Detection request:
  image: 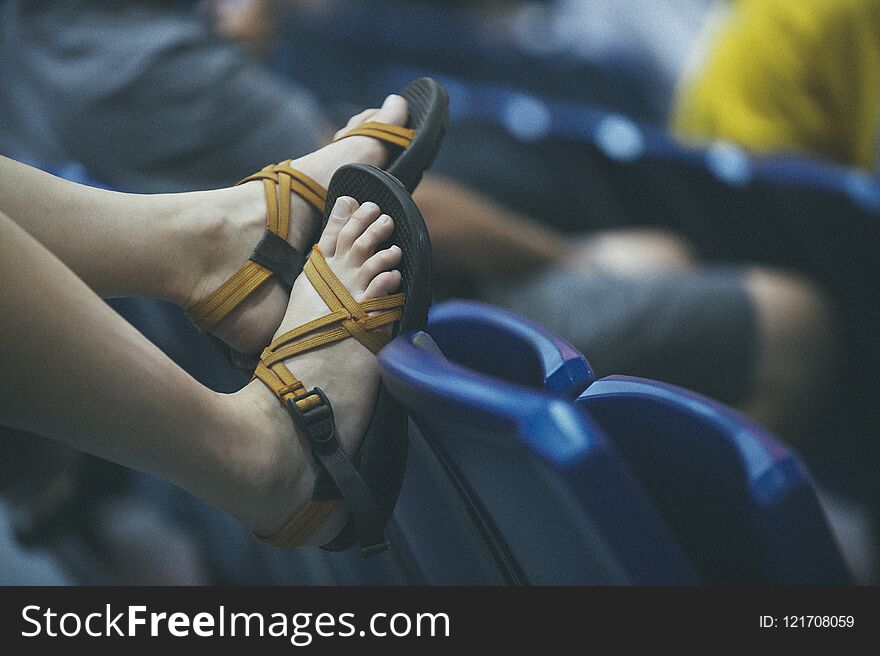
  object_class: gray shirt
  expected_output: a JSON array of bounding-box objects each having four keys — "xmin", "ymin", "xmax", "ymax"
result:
[{"xmin": 0, "ymin": 0, "xmax": 327, "ymax": 192}]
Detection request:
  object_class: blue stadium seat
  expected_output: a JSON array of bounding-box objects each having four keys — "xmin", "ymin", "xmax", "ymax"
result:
[
  {"xmin": 380, "ymin": 301, "xmax": 700, "ymax": 584},
  {"xmin": 393, "ymin": 73, "xmax": 878, "ymax": 505},
  {"xmin": 576, "ymin": 376, "xmax": 852, "ymax": 584}
]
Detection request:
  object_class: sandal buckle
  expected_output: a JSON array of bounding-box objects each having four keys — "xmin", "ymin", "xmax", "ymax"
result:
[{"xmin": 286, "ymin": 387, "xmax": 337, "ymax": 456}]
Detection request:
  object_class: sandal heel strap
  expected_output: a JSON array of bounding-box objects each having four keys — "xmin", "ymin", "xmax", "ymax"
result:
[
  {"xmin": 187, "ymin": 163, "xmax": 327, "ymax": 332},
  {"xmin": 285, "ymin": 387, "xmax": 388, "ymax": 556},
  {"xmin": 187, "ymin": 260, "xmax": 273, "ymax": 332},
  {"xmin": 253, "ymin": 499, "xmax": 336, "ymax": 549}
]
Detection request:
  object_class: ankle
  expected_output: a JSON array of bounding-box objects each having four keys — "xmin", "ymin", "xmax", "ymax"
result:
[
  {"xmin": 168, "ymin": 183, "xmax": 266, "ymax": 309},
  {"xmin": 224, "ymin": 381, "xmax": 313, "ymax": 536}
]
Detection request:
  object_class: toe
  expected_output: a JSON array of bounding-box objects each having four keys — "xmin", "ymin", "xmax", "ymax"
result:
[
  {"xmin": 361, "ymin": 244, "xmax": 401, "ymax": 282},
  {"xmin": 337, "ymin": 201, "xmax": 382, "ymax": 252},
  {"xmin": 351, "ymin": 215, "xmax": 395, "ymax": 263},
  {"xmin": 318, "ymin": 197, "xmax": 356, "ymax": 256},
  {"xmin": 334, "ymin": 108, "xmax": 379, "ymax": 140},
  {"xmin": 369, "ymin": 94, "xmax": 408, "ymax": 127},
  {"xmin": 363, "ymin": 270, "xmax": 402, "ymax": 300}
]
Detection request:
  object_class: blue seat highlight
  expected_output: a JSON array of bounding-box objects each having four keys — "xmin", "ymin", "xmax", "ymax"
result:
[
  {"xmin": 380, "ymin": 301, "xmax": 699, "ymax": 584},
  {"xmin": 577, "ymin": 376, "xmax": 852, "ymax": 584}
]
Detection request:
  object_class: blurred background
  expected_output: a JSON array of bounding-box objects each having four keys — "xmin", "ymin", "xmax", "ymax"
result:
[{"xmin": 1, "ymin": 0, "xmax": 878, "ymax": 584}]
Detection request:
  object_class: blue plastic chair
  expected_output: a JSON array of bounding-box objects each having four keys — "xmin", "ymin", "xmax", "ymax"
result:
[
  {"xmin": 577, "ymin": 376, "xmax": 851, "ymax": 584},
  {"xmin": 380, "ymin": 301, "xmax": 700, "ymax": 584},
  {"xmin": 404, "ymin": 75, "xmax": 879, "ymax": 491}
]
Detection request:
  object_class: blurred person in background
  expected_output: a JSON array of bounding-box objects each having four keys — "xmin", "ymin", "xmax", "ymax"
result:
[
  {"xmin": 673, "ymin": 0, "xmax": 880, "ymax": 170},
  {"xmin": 251, "ymin": 0, "xmax": 840, "ymax": 446},
  {"xmin": 507, "ymin": 0, "xmax": 716, "ymax": 115},
  {"xmin": 0, "ymin": 0, "xmax": 327, "ymax": 192}
]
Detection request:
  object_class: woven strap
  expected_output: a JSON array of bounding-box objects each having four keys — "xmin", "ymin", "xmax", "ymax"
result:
[
  {"xmin": 333, "ymin": 121, "xmax": 417, "ymax": 149},
  {"xmin": 253, "ymin": 499, "xmax": 337, "ymax": 549},
  {"xmin": 186, "ymin": 162, "xmax": 327, "ymax": 332},
  {"xmin": 252, "ymin": 245, "xmax": 404, "ymax": 549}
]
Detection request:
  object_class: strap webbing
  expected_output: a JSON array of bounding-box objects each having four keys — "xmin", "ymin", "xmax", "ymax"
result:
[
  {"xmin": 187, "ymin": 260, "xmax": 273, "ymax": 333},
  {"xmin": 333, "ymin": 121, "xmax": 417, "ymax": 149},
  {"xmin": 249, "ymin": 231, "xmax": 306, "ymax": 289},
  {"xmin": 187, "ymin": 162, "xmax": 327, "ymax": 332},
  {"xmin": 253, "ymin": 499, "xmax": 337, "ymax": 549},
  {"xmin": 253, "ymin": 245, "xmax": 403, "ymax": 398}
]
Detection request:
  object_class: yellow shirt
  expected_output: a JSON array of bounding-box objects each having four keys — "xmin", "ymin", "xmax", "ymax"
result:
[{"xmin": 673, "ymin": 0, "xmax": 880, "ymax": 170}]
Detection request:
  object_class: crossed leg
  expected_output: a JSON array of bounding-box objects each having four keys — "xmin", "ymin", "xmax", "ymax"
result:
[{"xmin": 0, "ymin": 191, "xmax": 400, "ymax": 545}]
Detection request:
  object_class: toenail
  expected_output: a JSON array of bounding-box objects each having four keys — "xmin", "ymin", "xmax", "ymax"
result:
[
  {"xmin": 379, "ymin": 215, "xmax": 391, "ymax": 225},
  {"xmin": 360, "ymin": 202, "xmax": 379, "ymax": 212},
  {"xmin": 333, "ymin": 197, "xmax": 354, "ymax": 215}
]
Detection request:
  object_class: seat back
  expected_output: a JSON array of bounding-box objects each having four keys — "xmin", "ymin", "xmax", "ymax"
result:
[
  {"xmin": 577, "ymin": 376, "xmax": 851, "ymax": 584},
  {"xmin": 381, "ymin": 301, "xmax": 699, "ymax": 584}
]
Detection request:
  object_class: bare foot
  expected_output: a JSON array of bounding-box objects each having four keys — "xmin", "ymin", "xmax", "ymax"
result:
[
  {"xmin": 186, "ymin": 94, "xmax": 408, "ymax": 355},
  {"xmin": 232, "ymin": 196, "xmax": 402, "ymax": 545}
]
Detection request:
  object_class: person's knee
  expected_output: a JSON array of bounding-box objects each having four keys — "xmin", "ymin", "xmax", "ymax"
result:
[
  {"xmin": 743, "ymin": 267, "xmax": 838, "ymax": 437},
  {"xmin": 582, "ymin": 229, "xmax": 697, "ymax": 274},
  {"xmin": 747, "ymin": 268, "xmax": 837, "ymax": 363}
]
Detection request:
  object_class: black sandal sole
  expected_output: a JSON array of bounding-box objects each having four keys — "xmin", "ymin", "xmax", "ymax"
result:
[
  {"xmin": 318, "ymin": 163, "xmax": 432, "ymax": 555},
  {"xmin": 388, "ymin": 77, "xmax": 449, "ymax": 193}
]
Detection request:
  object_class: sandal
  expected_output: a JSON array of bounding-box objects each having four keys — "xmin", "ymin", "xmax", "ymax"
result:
[
  {"xmin": 252, "ymin": 163, "xmax": 432, "ymax": 556},
  {"xmin": 187, "ymin": 78, "xmax": 446, "ymax": 372},
  {"xmin": 334, "ymin": 77, "xmax": 449, "ymax": 192},
  {"xmin": 186, "ymin": 162, "xmax": 326, "ymax": 369}
]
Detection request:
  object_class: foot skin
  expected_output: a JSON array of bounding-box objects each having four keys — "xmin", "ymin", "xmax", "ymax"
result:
[
  {"xmin": 187, "ymin": 94, "xmax": 408, "ymax": 355},
  {"xmin": 232, "ymin": 196, "xmax": 402, "ymax": 545}
]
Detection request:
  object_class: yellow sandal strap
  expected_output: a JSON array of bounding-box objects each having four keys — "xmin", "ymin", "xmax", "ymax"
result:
[
  {"xmin": 333, "ymin": 121, "xmax": 417, "ymax": 149},
  {"xmin": 187, "ymin": 260, "xmax": 274, "ymax": 332},
  {"xmin": 303, "ymin": 245, "xmax": 404, "ymax": 353},
  {"xmin": 264, "ymin": 295, "xmax": 402, "ymax": 355},
  {"xmin": 263, "ymin": 310, "xmax": 401, "ymax": 369},
  {"xmin": 256, "ymin": 245, "xmax": 404, "ymax": 378},
  {"xmin": 253, "ymin": 500, "xmax": 337, "ymax": 549},
  {"xmin": 250, "ymin": 361, "xmax": 338, "ymax": 549},
  {"xmin": 237, "ymin": 161, "xmax": 327, "ymax": 235},
  {"xmin": 186, "ymin": 163, "xmax": 327, "ymax": 332},
  {"xmin": 251, "ymin": 358, "xmax": 335, "ymax": 549}
]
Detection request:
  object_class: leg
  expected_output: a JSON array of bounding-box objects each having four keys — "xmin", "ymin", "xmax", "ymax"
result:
[
  {"xmin": 566, "ymin": 228, "xmax": 697, "ymax": 275},
  {"xmin": 415, "ymin": 174, "xmax": 696, "ymax": 281},
  {"xmin": 741, "ymin": 268, "xmax": 838, "ymax": 443},
  {"xmin": 481, "ymin": 266, "xmax": 757, "ymax": 404},
  {"xmin": 0, "ymin": 93, "xmax": 408, "ymax": 353},
  {"xmin": 0, "ymin": 194, "xmax": 401, "ymax": 543},
  {"xmin": 414, "ymin": 174, "xmax": 571, "ymax": 278},
  {"xmin": 0, "ymin": 207, "xmax": 265, "ymax": 522},
  {"xmin": 483, "ymin": 263, "xmax": 837, "ymax": 444}
]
